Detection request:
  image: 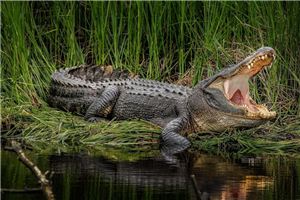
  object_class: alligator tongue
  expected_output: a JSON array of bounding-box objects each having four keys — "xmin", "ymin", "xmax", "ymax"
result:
[
  {"xmin": 230, "ymin": 89, "xmax": 244, "ymax": 104},
  {"xmin": 224, "ymin": 74, "xmax": 250, "ymax": 105}
]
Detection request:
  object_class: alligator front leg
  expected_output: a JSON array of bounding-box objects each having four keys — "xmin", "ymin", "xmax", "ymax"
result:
[
  {"xmin": 160, "ymin": 116, "xmax": 191, "ymax": 156},
  {"xmin": 85, "ymin": 85, "xmax": 120, "ymax": 122}
]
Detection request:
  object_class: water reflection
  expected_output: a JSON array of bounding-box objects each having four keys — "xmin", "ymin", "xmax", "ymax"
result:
[
  {"xmin": 192, "ymin": 155, "xmax": 274, "ymax": 200},
  {"xmin": 1, "ymin": 151, "xmax": 300, "ymax": 200}
]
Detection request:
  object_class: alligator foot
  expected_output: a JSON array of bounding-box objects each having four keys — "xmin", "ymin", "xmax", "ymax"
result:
[
  {"xmin": 160, "ymin": 140, "xmax": 190, "ymax": 165},
  {"xmin": 160, "ymin": 151, "xmax": 179, "ymax": 165},
  {"xmin": 161, "ymin": 132, "xmax": 191, "ymax": 153}
]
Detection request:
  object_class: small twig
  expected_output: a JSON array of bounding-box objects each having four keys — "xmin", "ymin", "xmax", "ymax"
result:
[
  {"xmin": 6, "ymin": 140, "xmax": 55, "ymax": 200},
  {"xmin": 1, "ymin": 187, "xmax": 42, "ymax": 193},
  {"xmin": 191, "ymin": 174, "xmax": 202, "ymax": 200},
  {"xmin": 191, "ymin": 174, "xmax": 210, "ymax": 200}
]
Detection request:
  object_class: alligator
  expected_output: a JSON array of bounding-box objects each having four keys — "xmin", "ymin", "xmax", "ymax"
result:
[{"xmin": 48, "ymin": 47, "xmax": 276, "ymax": 155}]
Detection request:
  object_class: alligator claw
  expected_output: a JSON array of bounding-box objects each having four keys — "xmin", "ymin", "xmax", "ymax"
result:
[
  {"xmin": 161, "ymin": 132, "xmax": 191, "ymax": 151},
  {"xmin": 160, "ymin": 132, "xmax": 191, "ymax": 159},
  {"xmin": 160, "ymin": 150, "xmax": 180, "ymax": 165},
  {"xmin": 160, "ymin": 142, "xmax": 190, "ymax": 156}
]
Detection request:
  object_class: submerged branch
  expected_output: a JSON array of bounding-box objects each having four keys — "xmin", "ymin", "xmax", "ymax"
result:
[
  {"xmin": 6, "ymin": 140, "xmax": 55, "ymax": 200},
  {"xmin": 191, "ymin": 174, "xmax": 210, "ymax": 200}
]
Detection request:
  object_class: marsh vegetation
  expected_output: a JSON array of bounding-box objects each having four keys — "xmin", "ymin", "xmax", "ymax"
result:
[{"xmin": 1, "ymin": 1, "xmax": 300, "ymax": 157}]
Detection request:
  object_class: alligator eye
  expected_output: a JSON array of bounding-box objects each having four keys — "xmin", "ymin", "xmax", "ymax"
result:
[{"xmin": 203, "ymin": 89, "xmax": 221, "ymax": 109}]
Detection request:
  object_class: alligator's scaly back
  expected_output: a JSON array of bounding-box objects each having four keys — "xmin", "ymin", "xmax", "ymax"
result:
[
  {"xmin": 68, "ymin": 64, "xmax": 138, "ymax": 82},
  {"xmin": 51, "ymin": 64, "xmax": 136, "ymax": 88}
]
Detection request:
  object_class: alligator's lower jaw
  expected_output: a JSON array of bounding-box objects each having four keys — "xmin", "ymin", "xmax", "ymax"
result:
[{"xmin": 245, "ymin": 107, "xmax": 276, "ymax": 119}]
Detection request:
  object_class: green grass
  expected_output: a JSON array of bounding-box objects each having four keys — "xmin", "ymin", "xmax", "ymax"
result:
[
  {"xmin": 1, "ymin": 2, "xmax": 300, "ymax": 156},
  {"xmin": 2, "ymin": 99, "xmax": 300, "ymax": 158}
]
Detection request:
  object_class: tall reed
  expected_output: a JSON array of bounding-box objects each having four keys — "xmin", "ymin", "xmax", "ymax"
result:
[{"xmin": 1, "ymin": 1, "xmax": 299, "ymax": 116}]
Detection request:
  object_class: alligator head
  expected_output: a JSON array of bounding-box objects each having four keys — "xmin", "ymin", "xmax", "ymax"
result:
[{"xmin": 188, "ymin": 47, "xmax": 276, "ymax": 132}]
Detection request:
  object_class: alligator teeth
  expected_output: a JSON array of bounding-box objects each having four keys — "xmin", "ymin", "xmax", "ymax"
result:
[
  {"xmin": 269, "ymin": 64, "xmax": 272, "ymax": 69},
  {"xmin": 242, "ymin": 104, "xmax": 248, "ymax": 109},
  {"xmin": 250, "ymin": 63, "xmax": 254, "ymax": 67},
  {"xmin": 247, "ymin": 64, "xmax": 251, "ymax": 69}
]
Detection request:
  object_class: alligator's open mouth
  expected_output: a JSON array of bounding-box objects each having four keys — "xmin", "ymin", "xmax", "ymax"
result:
[{"xmin": 209, "ymin": 47, "xmax": 276, "ymax": 119}]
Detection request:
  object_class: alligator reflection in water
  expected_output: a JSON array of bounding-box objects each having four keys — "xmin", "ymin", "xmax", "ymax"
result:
[
  {"xmin": 2, "ymin": 151, "xmax": 299, "ymax": 200},
  {"xmin": 50, "ymin": 154, "xmax": 189, "ymax": 189},
  {"xmin": 47, "ymin": 153, "xmax": 299, "ymax": 200},
  {"xmin": 50, "ymin": 154, "xmax": 191, "ymax": 199}
]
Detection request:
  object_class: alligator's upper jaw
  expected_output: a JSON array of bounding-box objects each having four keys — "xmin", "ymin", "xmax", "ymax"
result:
[{"xmin": 209, "ymin": 47, "xmax": 277, "ymax": 119}]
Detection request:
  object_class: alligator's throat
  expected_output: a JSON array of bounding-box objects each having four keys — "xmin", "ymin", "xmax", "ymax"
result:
[{"xmin": 224, "ymin": 74, "xmax": 257, "ymax": 111}]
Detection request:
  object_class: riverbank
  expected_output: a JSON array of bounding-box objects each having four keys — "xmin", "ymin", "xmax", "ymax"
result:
[{"xmin": 2, "ymin": 99, "xmax": 299, "ymax": 159}]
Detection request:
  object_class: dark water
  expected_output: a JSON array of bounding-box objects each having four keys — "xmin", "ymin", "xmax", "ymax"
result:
[{"xmin": 1, "ymin": 150, "xmax": 300, "ymax": 200}]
